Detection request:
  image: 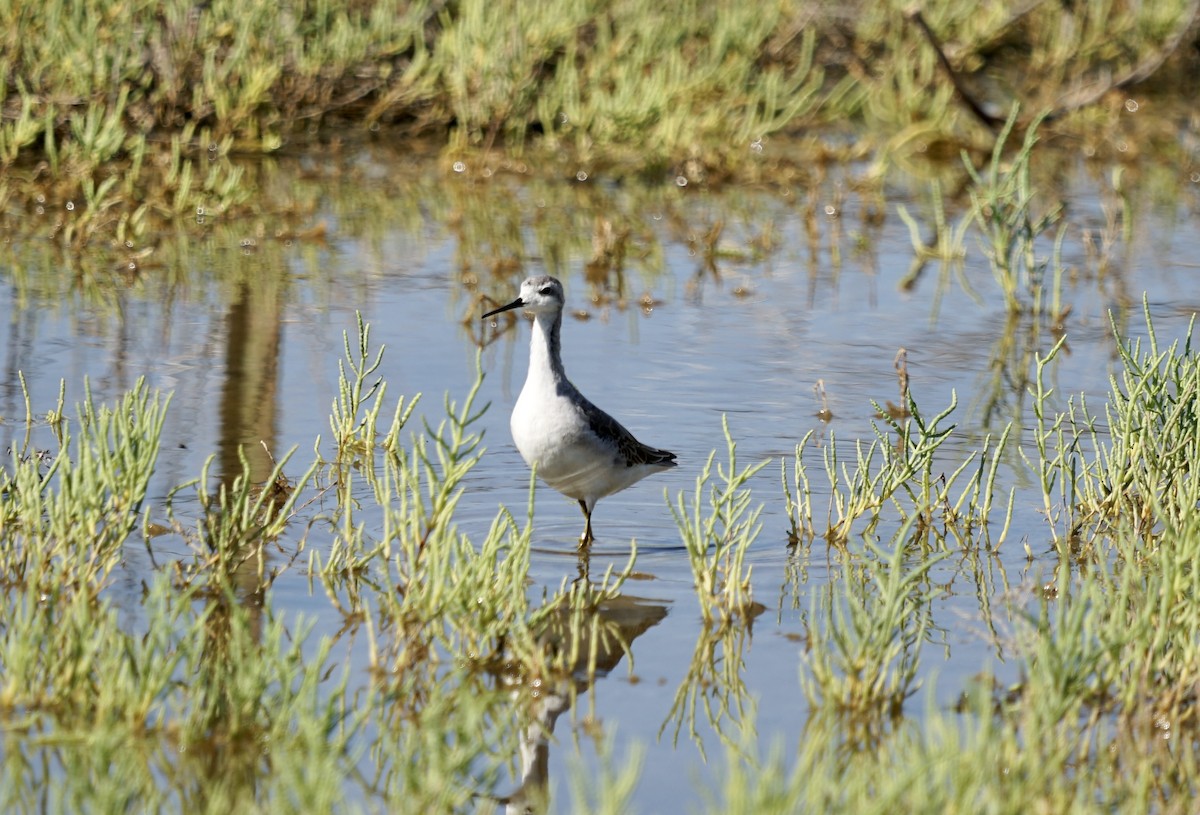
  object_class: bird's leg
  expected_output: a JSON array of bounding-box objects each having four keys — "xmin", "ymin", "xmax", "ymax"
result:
[{"xmin": 577, "ymin": 499, "xmax": 594, "ymax": 547}]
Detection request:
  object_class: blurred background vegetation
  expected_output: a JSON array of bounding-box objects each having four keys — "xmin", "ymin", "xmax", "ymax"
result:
[{"xmin": 2, "ymin": 0, "xmax": 1197, "ymax": 247}]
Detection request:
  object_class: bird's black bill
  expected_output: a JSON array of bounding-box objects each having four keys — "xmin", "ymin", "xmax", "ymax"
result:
[{"xmin": 482, "ymin": 298, "xmax": 525, "ymax": 319}]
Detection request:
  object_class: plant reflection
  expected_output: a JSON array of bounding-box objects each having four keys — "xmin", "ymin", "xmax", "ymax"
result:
[
  {"xmin": 796, "ymin": 542, "xmax": 942, "ymax": 749},
  {"xmin": 660, "ymin": 609, "xmax": 764, "ymax": 760}
]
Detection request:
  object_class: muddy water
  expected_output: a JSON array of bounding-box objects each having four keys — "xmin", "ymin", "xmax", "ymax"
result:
[{"xmin": 2, "ymin": 146, "xmax": 1199, "ymax": 810}]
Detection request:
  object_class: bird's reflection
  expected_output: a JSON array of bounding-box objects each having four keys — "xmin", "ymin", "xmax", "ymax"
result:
[{"xmin": 491, "ymin": 591, "xmax": 668, "ymax": 815}]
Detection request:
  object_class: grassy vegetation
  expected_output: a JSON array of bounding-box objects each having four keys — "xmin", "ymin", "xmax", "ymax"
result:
[
  {"xmin": 3, "ymin": 290, "xmax": 1200, "ymax": 809},
  {"xmin": 1, "ymin": 0, "xmax": 1197, "ymax": 247}
]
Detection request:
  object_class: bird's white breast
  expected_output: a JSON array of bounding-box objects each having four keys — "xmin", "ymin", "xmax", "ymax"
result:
[
  {"xmin": 512, "ymin": 376, "xmax": 587, "ymax": 484},
  {"xmin": 508, "ymin": 307, "xmax": 667, "ymax": 507},
  {"xmin": 510, "ymin": 374, "xmax": 637, "ymax": 503}
]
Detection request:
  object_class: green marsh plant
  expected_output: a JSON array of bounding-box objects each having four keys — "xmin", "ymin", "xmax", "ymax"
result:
[
  {"xmin": 1025, "ymin": 299, "xmax": 1200, "ymax": 550},
  {"xmin": 670, "ymin": 416, "xmax": 768, "ymax": 622},
  {"xmin": 727, "ymin": 301, "xmax": 1200, "ymax": 811},
  {"xmin": 164, "ymin": 445, "xmax": 318, "ymax": 586},
  {"xmin": 784, "ymin": 390, "xmax": 1013, "ymax": 548},
  {"xmin": 1087, "ymin": 305, "xmax": 1200, "ymax": 537},
  {"xmin": 0, "ymin": 378, "xmax": 168, "ymax": 594},
  {"xmin": 4, "ymin": 0, "xmax": 1192, "ymax": 251},
  {"xmin": 0, "ymin": 322, "xmax": 653, "ymax": 811},
  {"xmin": 329, "ymin": 310, "xmax": 407, "ymax": 461},
  {"xmin": 896, "ymin": 178, "xmax": 971, "ymax": 313},
  {"xmin": 965, "ymin": 110, "xmax": 1066, "ymax": 317}
]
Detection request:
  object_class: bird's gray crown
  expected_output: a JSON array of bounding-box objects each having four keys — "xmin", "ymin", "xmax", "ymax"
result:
[{"xmin": 518, "ymin": 275, "xmax": 565, "ymax": 312}]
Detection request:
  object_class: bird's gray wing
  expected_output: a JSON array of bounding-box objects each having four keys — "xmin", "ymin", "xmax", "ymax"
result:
[{"xmin": 575, "ymin": 397, "xmax": 677, "ymax": 468}]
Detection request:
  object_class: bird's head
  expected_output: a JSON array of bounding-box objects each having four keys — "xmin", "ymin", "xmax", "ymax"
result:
[{"xmin": 482, "ymin": 275, "xmax": 565, "ymax": 319}]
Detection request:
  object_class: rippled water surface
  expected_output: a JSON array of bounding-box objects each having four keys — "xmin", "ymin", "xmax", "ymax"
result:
[{"xmin": 3, "ymin": 145, "xmax": 1199, "ymax": 810}]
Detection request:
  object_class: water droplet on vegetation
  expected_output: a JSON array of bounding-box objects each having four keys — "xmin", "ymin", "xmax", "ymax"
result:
[
  {"xmin": 1124, "ymin": 98, "xmax": 1139, "ymax": 113},
  {"xmin": 482, "ymin": 167, "xmax": 493, "ymax": 178},
  {"xmin": 35, "ymin": 194, "xmax": 45, "ymax": 204},
  {"xmin": 651, "ymin": 213, "xmax": 663, "ymax": 221},
  {"xmin": 124, "ymin": 241, "xmax": 133, "ymax": 249},
  {"xmin": 1117, "ymin": 141, "xmax": 1129, "ymax": 152},
  {"xmin": 514, "ymin": 162, "xmax": 527, "ymax": 174},
  {"xmin": 207, "ymin": 143, "xmax": 218, "ymax": 153},
  {"xmin": 369, "ymin": 121, "xmax": 380, "ymax": 132},
  {"xmin": 35, "ymin": 206, "xmax": 44, "ymax": 215},
  {"xmin": 750, "ymin": 138, "xmax": 763, "ymax": 153},
  {"xmin": 675, "ymin": 176, "xmax": 688, "ymax": 187},
  {"xmin": 197, "ymin": 206, "xmax": 206, "ymax": 216},
  {"xmin": 824, "ymin": 205, "xmax": 837, "ymax": 217},
  {"xmin": 65, "ymin": 201, "xmax": 74, "ymax": 211},
  {"xmin": 1190, "ymin": 172, "xmax": 1200, "ymax": 183},
  {"xmin": 452, "ymin": 161, "xmax": 466, "ymax": 173},
  {"xmin": 558, "ymin": 112, "xmax": 568, "ymax": 125},
  {"xmin": 576, "ymin": 170, "xmax": 588, "ymax": 181}
]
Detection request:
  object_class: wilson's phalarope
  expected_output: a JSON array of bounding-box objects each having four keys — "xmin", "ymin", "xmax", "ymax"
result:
[{"xmin": 483, "ymin": 275, "xmax": 677, "ymax": 545}]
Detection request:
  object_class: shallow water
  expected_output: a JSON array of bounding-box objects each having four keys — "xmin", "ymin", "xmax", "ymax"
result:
[{"xmin": 3, "ymin": 145, "xmax": 1199, "ymax": 809}]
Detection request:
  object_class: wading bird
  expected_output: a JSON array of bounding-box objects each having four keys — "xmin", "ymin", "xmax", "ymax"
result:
[{"xmin": 483, "ymin": 275, "xmax": 676, "ymax": 545}]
